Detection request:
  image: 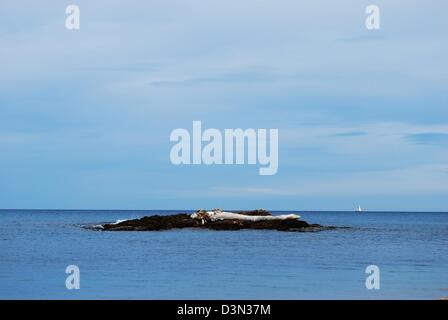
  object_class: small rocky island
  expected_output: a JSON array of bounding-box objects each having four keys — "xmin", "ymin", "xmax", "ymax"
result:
[{"xmin": 99, "ymin": 209, "xmax": 335, "ymax": 232}]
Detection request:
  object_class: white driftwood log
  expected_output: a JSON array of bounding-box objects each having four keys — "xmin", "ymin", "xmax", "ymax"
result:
[{"xmin": 190, "ymin": 209, "xmax": 300, "ymax": 222}]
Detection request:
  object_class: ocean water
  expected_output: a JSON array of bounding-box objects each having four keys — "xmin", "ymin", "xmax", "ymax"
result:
[{"xmin": 0, "ymin": 210, "xmax": 447, "ymax": 300}]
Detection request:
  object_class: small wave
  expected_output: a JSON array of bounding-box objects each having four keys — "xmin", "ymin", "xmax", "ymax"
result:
[
  {"xmin": 83, "ymin": 219, "xmax": 131, "ymax": 231},
  {"xmin": 111, "ymin": 219, "xmax": 128, "ymax": 225},
  {"xmin": 81, "ymin": 224, "xmax": 104, "ymax": 231}
]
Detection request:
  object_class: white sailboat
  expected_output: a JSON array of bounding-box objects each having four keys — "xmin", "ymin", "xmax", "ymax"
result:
[{"xmin": 356, "ymin": 205, "xmax": 363, "ymax": 213}]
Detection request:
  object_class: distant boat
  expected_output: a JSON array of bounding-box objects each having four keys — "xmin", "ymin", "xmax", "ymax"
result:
[{"xmin": 356, "ymin": 205, "xmax": 363, "ymax": 213}]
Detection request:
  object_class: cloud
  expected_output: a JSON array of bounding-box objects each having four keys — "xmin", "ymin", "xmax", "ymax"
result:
[
  {"xmin": 198, "ymin": 164, "xmax": 448, "ymax": 197},
  {"xmin": 404, "ymin": 133, "xmax": 448, "ymax": 147},
  {"xmin": 331, "ymin": 131, "xmax": 368, "ymax": 137},
  {"xmin": 337, "ymin": 34, "xmax": 386, "ymax": 43},
  {"xmin": 148, "ymin": 69, "xmax": 275, "ymax": 87}
]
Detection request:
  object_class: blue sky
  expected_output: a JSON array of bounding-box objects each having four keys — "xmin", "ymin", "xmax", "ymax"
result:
[{"xmin": 0, "ymin": 0, "xmax": 447, "ymax": 210}]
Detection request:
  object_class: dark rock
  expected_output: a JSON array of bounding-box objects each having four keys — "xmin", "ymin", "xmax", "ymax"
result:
[
  {"xmin": 235, "ymin": 209, "xmax": 272, "ymax": 216},
  {"xmin": 100, "ymin": 211, "xmax": 334, "ymax": 232},
  {"xmin": 102, "ymin": 214, "xmax": 197, "ymax": 231}
]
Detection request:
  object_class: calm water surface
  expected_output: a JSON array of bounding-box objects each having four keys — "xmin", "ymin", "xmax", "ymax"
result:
[{"xmin": 0, "ymin": 210, "xmax": 447, "ymax": 299}]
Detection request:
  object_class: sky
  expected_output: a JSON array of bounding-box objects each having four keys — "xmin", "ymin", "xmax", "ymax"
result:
[{"xmin": 0, "ymin": 0, "xmax": 447, "ymax": 211}]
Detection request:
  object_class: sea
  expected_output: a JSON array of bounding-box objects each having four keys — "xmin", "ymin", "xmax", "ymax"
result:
[{"xmin": 0, "ymin": 210, "xmax": 447, "ymax": 299}]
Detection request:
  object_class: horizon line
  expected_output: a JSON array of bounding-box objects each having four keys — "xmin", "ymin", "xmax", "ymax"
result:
[{"xmin": 1, "ymin": 208, "xmax": 447, "ymax": 213}]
